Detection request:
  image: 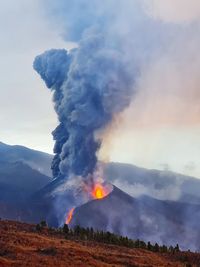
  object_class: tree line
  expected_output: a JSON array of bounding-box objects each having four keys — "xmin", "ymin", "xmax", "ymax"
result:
[{"xmin": 36, "ymin": 221, "xmax": 180, "ymax": 254}]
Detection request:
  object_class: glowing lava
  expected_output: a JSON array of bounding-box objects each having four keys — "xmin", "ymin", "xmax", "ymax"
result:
[
  {"xmin": 92, "ymin": 184, "xmax": 106, "ymax": 199},
  {"xmin": 66, "ymin": 208, "xmax": 75, "ymax": 224}
]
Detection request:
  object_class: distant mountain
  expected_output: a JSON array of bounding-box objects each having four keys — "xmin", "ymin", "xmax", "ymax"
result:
[
  {"xmin": 2, "ymin": 141, "xmax": 200, "ymax": 204},
  {"xmin": 0, "ymin": 142, "xmax": 53, "ymax": 177},
  {"xmin": 71, "ymin": 186, "xmax": 200, "ymax": 251},
  {"xmin": 0, "ymin": 161, "xmax": 51, "ymax": 199},
  {"xmin": 0, "ymin": 142, "xmax": 52, "ymax": 221},
  {"xmin": 105, "ymin": 162, "xmax": 200, "ymax": 204}
]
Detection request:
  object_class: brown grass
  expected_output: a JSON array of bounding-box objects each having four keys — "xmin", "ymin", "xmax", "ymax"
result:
[{"xmin": 0, "ymin": 220, "xmax": 198, "ymax": 267}]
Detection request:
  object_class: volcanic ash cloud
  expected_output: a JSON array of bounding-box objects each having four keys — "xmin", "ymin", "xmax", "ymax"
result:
[{"xmin": 33, "ymin": 31, "xmax": 137, "ymax": 181}]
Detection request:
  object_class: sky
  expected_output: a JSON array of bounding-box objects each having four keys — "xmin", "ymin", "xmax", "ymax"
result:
[
  {"xmin": 1, "ymin": 0, "xmax": 200, "ymax": 178},
  {"xmin": 0, "ymin": 0, "xmax": 73, "ymax": 152}
]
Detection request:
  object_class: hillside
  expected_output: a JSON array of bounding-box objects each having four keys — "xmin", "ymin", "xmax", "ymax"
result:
[
  {"xmin": 1, "ymin": 220, "xmax": 199, "ymax": 267},
  {"xmin": 0, "ymin": 142, "xmax": 53, "ymax": 177},
  {"xmin": 71, "ymin": 186, "xmax": 200, "ymax": 251},
  {"xmin": 0, "ymin": 161, "xmax": 51, "ymax": 199}
]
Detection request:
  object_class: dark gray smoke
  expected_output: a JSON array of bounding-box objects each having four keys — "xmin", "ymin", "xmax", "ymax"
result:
[
  {"xmin": 34, "ymin": 30, "xmax": 135, "ymax": 180},
  {"xmin": 34, "ymin": 0, "xmax": 178, "ymax": 182},
  {"xmin": 33, "ymin": 0, "xmax": 180, "ymax": 185}
]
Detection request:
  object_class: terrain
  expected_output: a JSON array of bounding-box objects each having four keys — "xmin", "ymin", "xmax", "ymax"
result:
[
  {"xmin": 1, "ymin": 142, "xmax": 200, "ymax": 251},
  {"xmin": 0, "ymin": 219, "xmax": 199, "ymax": 267},
  {"xmin": 0, "ymin": 142, "xmax": 52, "ymax": 177},
  {"xmin": 71, "ymin": 186, "xmax": 200, "ymax": 251}
]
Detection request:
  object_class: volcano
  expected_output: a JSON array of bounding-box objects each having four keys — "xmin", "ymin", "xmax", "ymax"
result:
[
  {"xmin": 1, "ymin": 142, "xmax": 200, "ymax": 251},
  {"xmin": 70, "ymin": 186, "xmax": 200, "ymax": 251}
]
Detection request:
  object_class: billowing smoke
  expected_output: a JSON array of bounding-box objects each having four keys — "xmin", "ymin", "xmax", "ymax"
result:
[
  {"xmin": 34, "ymin": 33, "xmax": 134, "ymax": 181},
  {"xmin": 34, "ymin": 0, "xmax": 155, "ymax": 183},
  {"xmin": 34, "ymin": 0, "xmax": 170, "ymax": 183}
]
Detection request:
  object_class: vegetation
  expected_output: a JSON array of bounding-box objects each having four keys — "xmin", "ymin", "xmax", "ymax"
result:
[
  {"xmin": 36, "ymin": 220, "xmax": 180, "ymax": 254},
  {"xmin": 36, "ymin": 220, "xmax": 48, "ymax": 231},
  {"xmin": 37, "ymin": 247, "xmax": 57, "ymax": 256},
  {"xmin": 1, "ymin": 220, "xmax": 199, "ymax": 267}
]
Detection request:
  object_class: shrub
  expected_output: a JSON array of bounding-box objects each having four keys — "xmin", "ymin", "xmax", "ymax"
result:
[{"xmin": 37, "ymin": 247, "xmax": 57, "ymax": 256}]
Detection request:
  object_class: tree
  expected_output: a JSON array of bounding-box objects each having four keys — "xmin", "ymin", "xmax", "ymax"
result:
[
  {"xmin": 74, "ymin": 225, "xmax": 81, "ymax": 236},
  {"xmin": 40, "ymin": 220, "xmax": 47, "ymax": 227},
  {"xmin": 135, "ymin": 239, "xmax": 140, "ymax": 248},
  {"xmin": 147, "ymin": 241, "xmax": 152, "ymax": 251},
  {"xmin": 160, "ymin": 245, "xmax": 168, "ymax": 253},
  {"xmin": 36, "ymin": 224, "xmax": 41, "ymax": 232},
  {"xmin": 175, "ymin": 244, "xmax": 180, "ymax": 252},
  {"xmin": 63, "ymin": 224, "xmax": 69, "ymax": 234},
  {"xmin": 154, "ymin": 243, "xmax": 159, "ymax": 252},
  {"xmin": 169, "ymin": 245, "xmax": 174, "ymax": 254},
  {"xmin": 139, "ymin": 241, "xmax": 147, "ymax": 249}
]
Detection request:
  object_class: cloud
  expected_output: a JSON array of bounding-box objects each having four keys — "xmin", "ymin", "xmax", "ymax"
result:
[{"xmin": 145, "ymin": 0, "xmax": 200, "ymax": 23}]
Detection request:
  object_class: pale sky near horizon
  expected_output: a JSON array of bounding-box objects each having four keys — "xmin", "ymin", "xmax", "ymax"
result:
[
  {"xmin": 0, "ymin": 0, "xmax": 73, "ymax": 152},
  {"xmin": 1, "ymin": 0, "xmax": 200, "ymax": 178}
]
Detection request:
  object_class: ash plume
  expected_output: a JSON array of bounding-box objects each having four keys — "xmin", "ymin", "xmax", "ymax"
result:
[
  {"xmin": 34, "ymin": 0, "xmax": 169, "ymax": 182},
  {"xmin": 34, "ymin": 0, "xmax": 200, "ymax": 216},
  {"xmin": 33, "ymin": 3, "xmax": 141, "ymax": 181}
]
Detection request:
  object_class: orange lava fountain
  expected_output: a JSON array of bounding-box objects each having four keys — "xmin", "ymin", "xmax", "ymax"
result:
[{"xmin": 92, "ymin": 184, "xmax": 107, "ymax": 199}]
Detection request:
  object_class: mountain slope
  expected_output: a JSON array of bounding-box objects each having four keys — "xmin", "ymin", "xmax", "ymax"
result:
[
  {"xmin": 0, "ymin": 142, "xmax": 53, "ymax": 177},
  {"xmin": 0, "ymin": 161, "xmax": 51, "ymax": 198}
]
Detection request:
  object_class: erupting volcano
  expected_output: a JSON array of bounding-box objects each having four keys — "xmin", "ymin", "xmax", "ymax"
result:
[
  {"xmin": 66, "ymin": 182, "xmax": 112, "ymax": 224},
  {"xmin": 33, "ymin": 0, "xmax": 137, "ymax": 226}
]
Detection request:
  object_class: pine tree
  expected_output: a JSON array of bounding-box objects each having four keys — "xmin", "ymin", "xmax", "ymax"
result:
[
  {"xmin": 147, "ymin": 241, "xmax": 152, "ymax": 251},
  {"xmin": 40, "ymin": 220, "xmax": 47, "ymax": 227},
  {"xmin": 175, "ymin": 244, "xmax": 180, "ymax": 252},
  {"xmin": 63, "ymin": 224, "xmax": 69, "ymax": 234},
  {"xmin": 154, "ymin": 243, "xmax": 159, "ymax": 252}
]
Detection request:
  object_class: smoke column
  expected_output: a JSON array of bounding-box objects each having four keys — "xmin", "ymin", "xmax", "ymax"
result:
[
  {"xmin": 33, "ymin": 2, "xmax": 143, "ymax": 181},
  {"xmin": 34, "ymin": 0, "xmax": 171, "ymax": 181},
  {"xmin": 34, "ymin": 36, "xmax": 134, "ymax": 180}
]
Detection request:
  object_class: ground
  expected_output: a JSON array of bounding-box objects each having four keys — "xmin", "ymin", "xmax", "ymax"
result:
[{"xmin": 0, "ymin": 220, "xmax": 199, "ymax": 267}]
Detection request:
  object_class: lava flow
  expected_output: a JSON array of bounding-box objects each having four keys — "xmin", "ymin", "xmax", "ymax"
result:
[{"xmin": 66, "ymin": 208, "xmax": 75, "ymax": 224}]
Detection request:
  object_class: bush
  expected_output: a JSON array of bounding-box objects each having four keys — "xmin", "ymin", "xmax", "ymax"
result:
[{"xmin": 37, "ymin": 247, "xmax": 57, "ymax": 256}]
